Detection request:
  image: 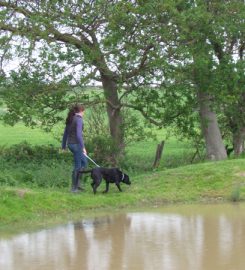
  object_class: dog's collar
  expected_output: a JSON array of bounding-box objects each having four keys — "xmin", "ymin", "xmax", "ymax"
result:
[{"xmin": 121, "ymin": 173, "xmax": 125, "ymax": 181}]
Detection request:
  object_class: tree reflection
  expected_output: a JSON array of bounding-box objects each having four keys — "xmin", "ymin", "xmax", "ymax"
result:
[{"xmin": 1, "ymin": 205, "xmax": 245, "ymax": 270}]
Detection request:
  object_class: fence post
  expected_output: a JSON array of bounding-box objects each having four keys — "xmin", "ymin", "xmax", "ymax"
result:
[{"xmin": 153, "ymin": 140, "xmax": 165, "ymax": 169}]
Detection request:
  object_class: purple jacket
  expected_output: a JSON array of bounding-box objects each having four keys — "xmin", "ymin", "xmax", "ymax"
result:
[{"xmin": 62, "ymin": 115, "xmax": 84, "ymax": 149}]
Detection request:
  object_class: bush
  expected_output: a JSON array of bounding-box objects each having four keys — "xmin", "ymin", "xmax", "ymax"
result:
[
  {"xmin": 0, "ymin": 174, "xmax": 18, "ymax": 186},
  {"xmin": 86, "ymin": 135, "xmax": 120, "ymax": 166},
  {"xmin": 17, "ymin": 170, "xmax": 35, "ymax": 185},
  {"xmin": 0, "ymin": 142, "xmax": 72, "ymax": 188},
  {"xmin": 0, "ymin": 141, "xmax": 71, "ymax": 163},
  {"xmin": 34, "ymin": 164, "xmax": 70, "ymax": 188},
  {"xmin": 0, "ymin": 162, "xmax": 70, "ymax": 188}
]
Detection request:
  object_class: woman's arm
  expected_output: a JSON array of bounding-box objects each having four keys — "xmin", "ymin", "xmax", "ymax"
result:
[
  {"xmin": 61, "ymin": 126, "xmax": 68, "ymax": 149},
  {"xmin": 76, "ymin": 117, "xmax": 84, "ymax": 149}
]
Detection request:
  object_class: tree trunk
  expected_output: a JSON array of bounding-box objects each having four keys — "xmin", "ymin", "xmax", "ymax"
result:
[
  {"xmin": 233, "ymin": 92, "xmax": 245, "ymax": 156},
  {"xmin": 233, "ymin": 128, "xmax": 245, "ymax": 156},
  {"xmin": 101, "ymin": 74, "xmax": 124, "ymax": 150},
  {"xmin": 197, "ymin": 90, "xmax": 227, "ymax": 160}
]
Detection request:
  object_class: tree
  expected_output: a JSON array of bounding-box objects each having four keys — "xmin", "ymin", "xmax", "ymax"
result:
[
  {"xmin": 190, "ymin": 0, "xmax": 244, "ymax": 157},
  {"xmin": 150, "ymin": 0, "xmax": 244, "ymax": 160},
  {"xmin": 0, "ymin": 0, "xmax": 164, "ymax": 150},
  {"xmin": 208, "ymin": 2, "xmax": 245, "ymax": 155},
  {"xmin": 1, "ymin": 0, "xmax": 243, "ymax": 162}
]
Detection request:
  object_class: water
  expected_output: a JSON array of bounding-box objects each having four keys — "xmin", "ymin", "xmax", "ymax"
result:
[{"xmin": 1, "ymin": 204, "xmax": 245, "ymax": 270}]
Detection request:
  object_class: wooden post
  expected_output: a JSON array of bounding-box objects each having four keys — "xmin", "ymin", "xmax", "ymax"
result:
[{"xmin": 153, "ymin": 141, "xmax": 165, "ymax": 169}]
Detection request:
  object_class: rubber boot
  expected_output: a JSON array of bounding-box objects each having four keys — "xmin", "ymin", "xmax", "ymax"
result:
[
  {"xmin": 71, "ymin": 170, "xmax": 78, "ymax": 193},
  {"xmin": 77, "ymin": 168, "xmax": 85, "ymax": 191}
]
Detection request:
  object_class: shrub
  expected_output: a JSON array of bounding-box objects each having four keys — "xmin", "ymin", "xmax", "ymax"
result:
[
  {"xmin": 0, "ymin": 141, "xmax": 71, "ymax": 163},
  {"xmin": 17, "ymin": 170, "xmax": 35, "ymax": 185},
  {"xmin": 33, "ymin": 162, "xmax": 70, "ymax": 188},
  {"xmin": 86, "ymin": 135, "xmax": 120, "ymax": 166},
  {"xmin": 0, "ymin": 174, "xmax": 18, "ymax": 186}
]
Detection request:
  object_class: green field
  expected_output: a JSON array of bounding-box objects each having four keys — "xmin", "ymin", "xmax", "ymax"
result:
[
  {"xmin": 0, "ymin": 122, "xmax": 58, "ymax": 146},
  {"xmin": 0, "ymin": 121, "xmax": 195, "ymax": 170},
  {"xmin": 0, "ymin": 121, "xmax": 244, "ymax": 230}
]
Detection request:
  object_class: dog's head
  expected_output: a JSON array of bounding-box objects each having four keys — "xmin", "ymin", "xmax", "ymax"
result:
[{"xmin": 122, "ymin": 173, "xmax": 131, "ymax": 185}]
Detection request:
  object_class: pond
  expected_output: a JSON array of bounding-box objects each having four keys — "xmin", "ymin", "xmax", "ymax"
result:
[{"xmin": 1, "ymin": 204, "xmax": 245, "ymax": 270}]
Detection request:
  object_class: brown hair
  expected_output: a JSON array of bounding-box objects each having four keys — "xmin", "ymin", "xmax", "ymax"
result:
[{"xmin": 65, "ymin": 104, "xmax": 85, "ymax": 125}]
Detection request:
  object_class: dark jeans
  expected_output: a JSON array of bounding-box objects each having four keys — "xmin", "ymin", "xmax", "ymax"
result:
[{"xmin": 68, "ymin": 143, "xmax": 87, "ymax": 191}]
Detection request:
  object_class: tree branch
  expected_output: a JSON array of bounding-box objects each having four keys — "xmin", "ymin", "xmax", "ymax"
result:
[
  {"xmin": 209, "ymin": 39, "xmax": 224, "ymax": 61},
  {"xmin": 0, "ymin": 1, "xmax": 31, "ymax": 16},
  {"xmin": 239, "ymin": 42, "xmax": 244, "ymax": 60},
  {"xmin": 123, "ymin": 43, "xmax": 154, "ymax": 80},
  {"xmin": 0, "ymin": 1, "xmax": 93, "ymax": 48},
  {"xmin": 121, "ymin": 103, "xmax": 164, "ymax": 126}
]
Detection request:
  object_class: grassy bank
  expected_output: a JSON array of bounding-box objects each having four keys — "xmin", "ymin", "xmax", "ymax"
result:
[
  {"xmin": 0, "ymin": 121, "xmax": 244, "ymax": 231},
  {"xmin": 1, "ymin": 158, "xmax": 245, "ymax": 229}
]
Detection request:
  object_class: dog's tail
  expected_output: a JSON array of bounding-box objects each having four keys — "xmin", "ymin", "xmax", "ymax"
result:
[{"xmin": 79, "ymin": 169, "xmax": 92, "ymax": 174}]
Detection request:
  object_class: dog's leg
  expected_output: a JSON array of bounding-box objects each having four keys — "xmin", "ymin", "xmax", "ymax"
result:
[
  {"xmin": 93, "ymin": 181, "xmax": 100, "ymax": 194},
  {"xmin": 91, "ymin": 178, "xmax": 97, "ymax": 194},
  {"xmin": 103, "ymin": 182, "xmax": 109, "ymax": 193},
  {"xmin": 115, "ymin": 182, "xmax": 122, "ymax": 192},
  {"xmin": 91, "ymin": 177, "xmax": 101, "ymax": 194},
  {"xmin": 91, "ymin": 180, "xmax": 96, "ymax": 194}
]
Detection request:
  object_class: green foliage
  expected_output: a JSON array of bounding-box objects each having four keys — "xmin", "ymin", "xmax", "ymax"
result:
[
  {"xmin": 146, "ymin": 0, "xmax": 245, "ymax": 149},
  {"xmin": 0, "ymin": 141, "xmax": 67, "ymax": 163},
  {"xmin": 0, "ymin": 1, "xmax": 244, "ymax": 166},
  {"xmin": 0, "ymin": 161, "xmax": 71, "ymax": 189},
  {"xmin": 0, "ymin": 142, "xmax": 72, "ymax": 188},
  {"xmin": 0, "ymin": 174, "xmax": 17, "ymax": 186},
  {"xmin": 86, "ymin": 135, "xmax": 120, "ymax": 166},
  {"xmin": 83, "ymin": 102, "xmax": 158, "ymax": 165},
  {"xmin": 0, "ymin": 133, "xmax": 197, "ymax": 188},
  {"xmin": 0, "ymin": 0, "xmax": 244, "ymax": 157},
  {"xmin": 0, "ymin": 70, "xmax": 72, "ymax": 130},
  {"xmin": 0, "ymin": 0, "xmax": 167, "ymax": 128}
]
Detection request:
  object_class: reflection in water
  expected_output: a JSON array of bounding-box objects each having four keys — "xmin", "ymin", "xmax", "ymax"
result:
[{"xmin": 1, "ymin": 204, "xmax": 245, "ymax": 270}]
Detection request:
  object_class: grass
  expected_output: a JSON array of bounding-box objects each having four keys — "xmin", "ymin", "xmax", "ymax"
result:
[
  {"xmin": 0, "ymin": 120, "xmax": 244, "ymax": 231},
  {"xmin": 126, "ymin": 138, "xmax": 195, "ymax": 170},
  {"xmin": 0, "ymin": 121, "xmax": 195, "ymax": 172},
  {"xmin": 0, "ymin": 122, "xmax": 58, "ymax": 145},
  {"xmin": 1, "ymin": 158, "xmax": 245, "ymax": 230}
]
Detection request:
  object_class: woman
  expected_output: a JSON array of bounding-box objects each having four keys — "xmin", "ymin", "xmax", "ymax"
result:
[{"xmin": 62, "ymin": 104, "xmax": 87, "ymax": 192}]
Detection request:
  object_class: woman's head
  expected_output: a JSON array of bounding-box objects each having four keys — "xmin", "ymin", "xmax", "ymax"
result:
[
  {"xmin": 66, "ymin": 104, "xmax": 85, "ymax": 125},
  {"xmin": 73, "ymin": 104, "xmax": 85, "ymax": 114}
]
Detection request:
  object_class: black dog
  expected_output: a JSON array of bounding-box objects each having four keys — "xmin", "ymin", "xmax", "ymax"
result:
[{"xmin": 77, "ymin": 167, "xmax": 131, "ymax": 194}]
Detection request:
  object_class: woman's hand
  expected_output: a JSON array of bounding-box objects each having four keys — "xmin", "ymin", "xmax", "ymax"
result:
[{"xmin": 83, "ymin": 148, "xmax": 87, "ymax": 155}]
